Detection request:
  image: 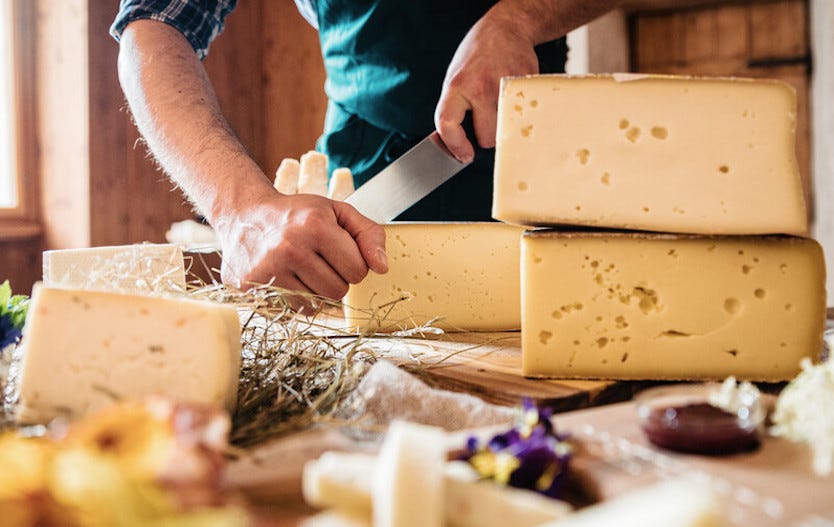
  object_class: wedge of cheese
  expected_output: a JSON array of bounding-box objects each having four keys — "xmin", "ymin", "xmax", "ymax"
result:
[
  {"xmin": 372, "ymin": 421, "xmax": 445, "ymax": 527},
  {"xmin": 536, "ymin": 479, "xmax": 724, "ymax": 527},
  {"xmin": 15, "ymin": 284, "xmax": 241, "ymax": 424},
  {"xmin": 343, "ymin": 223, "xmax": 523, "ymax": 332},
  {"xmin": 493, "ymin": 74, "xmax": 807, "ymax": 235},
  {"xmin": 522, "ymin": 232, "xmax": 826, "ymax": 381},
  {"xmin": 302, "ymin": 453, "xmax": 572, "ymax": 526},
  {"xmin": 42, "ymin": 243, "xmax": 186, "ymax": 294}
]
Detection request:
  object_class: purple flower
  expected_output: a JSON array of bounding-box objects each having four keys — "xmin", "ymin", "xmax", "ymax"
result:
[
  {"xmin": 461, "ymin": 399, "xmax": 574, "ymax": 499},
  {"xmin": 0, "ymin": 313, "xmax": 22, "ymax": 349}
]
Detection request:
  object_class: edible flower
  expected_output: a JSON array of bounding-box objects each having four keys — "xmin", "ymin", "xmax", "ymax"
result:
[
  {"xmin": 461, "ymin": 398, "xmax": 574, "ymax": 498},
  {"xmin": 0, "ymin": 280, "xmax": 29, "ymax": 349}
]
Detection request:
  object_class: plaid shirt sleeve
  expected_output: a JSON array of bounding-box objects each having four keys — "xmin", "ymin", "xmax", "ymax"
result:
[{"xmin": 110, "ymin": 0, "xmax": 238, "ymax": 60}]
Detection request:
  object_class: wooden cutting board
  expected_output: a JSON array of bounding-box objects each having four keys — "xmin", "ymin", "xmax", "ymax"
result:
[{"xmin": 364, "ymin": 331, "xmax": 648, "ymax": 411}]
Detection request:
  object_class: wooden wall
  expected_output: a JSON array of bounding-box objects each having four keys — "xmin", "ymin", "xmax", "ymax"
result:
[{"xmin": 629, "ymin": 0, "xmax": 812, "ymax": 221}]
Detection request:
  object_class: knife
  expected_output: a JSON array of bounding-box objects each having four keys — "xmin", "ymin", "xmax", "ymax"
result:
[{"xmin": 344, "ymin": 131, "xmax": 471, "ymax": 223}]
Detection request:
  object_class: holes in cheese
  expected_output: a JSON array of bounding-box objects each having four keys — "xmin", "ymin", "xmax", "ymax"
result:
[
  {"xmin": 521, "ymin": 232, "xmax": 825, "ymax": 382},
  {"xmin": 14, "ymin": 285, "xmax": 242, "ymax": 424},
  {"xmin": 343, "ymin": 223, "xmax": 523, "ymax": 332},
  {"xmin": 493, "ymin": 75, "xmax": 807, "ymax": 235}
]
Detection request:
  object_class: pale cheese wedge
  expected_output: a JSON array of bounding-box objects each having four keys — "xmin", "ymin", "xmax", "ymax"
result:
[
  {"xmin": 15, "ymin": 284, "xmax": 242, "ymax": 424},
  {"xmin": 275, "ymin": 158, "xmax": 301, "ymax": 195},
  {"xmin": 302, "ymin": 452, "xmax": 572, "ymax": 527},
  {"xmin": 534, "ymin": 479, "xmax": 725, "ymax": 527},
  {"xmin": 42, "ymin": 243, "xmax": 186, "ymax": 294},
  {"xmin": 373, "ymin": 420, "xmax": 445, "ymax": 527},
  {"xmin": 299, "ymin": 151, "xmax": 329, "ymax": 196},
  {"xmin": 329, "ymin": 167, "xmax": 355, "ymax": 201},
  {"xmin": 493, "ymin": 74, "xmax": 807, "ymax": 235}
]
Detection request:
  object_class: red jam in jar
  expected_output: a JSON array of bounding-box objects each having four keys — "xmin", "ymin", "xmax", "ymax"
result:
[{"xmin": 636, "ymin": 384, "xmax": 763, "ymax": 456}]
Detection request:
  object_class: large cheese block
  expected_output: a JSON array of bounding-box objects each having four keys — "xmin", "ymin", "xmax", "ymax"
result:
[
  {"xmin": 522, "ymin": 232, "xmax": 826, "ymax": 381},
  {"xmin": 343, "ymin": 223, "xmax": 523, "ymax": 332},
  {"xmin": 493, "ymin": 74, "xmax": 807, "ymax": 235},
  {"xmin": 15, "ymin": 284, "xmax": 241, "ymax": 424},
  {"xmin": 42, "ymin": 243, "xmax": 186, "ymax": 294}
]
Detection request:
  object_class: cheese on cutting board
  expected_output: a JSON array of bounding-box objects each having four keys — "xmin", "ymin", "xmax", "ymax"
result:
[
  {"xmin": 42, "ymin": 243, "xmax": 186, "ymax": 294},
  {"xmin": 522, "ymin": 232, "xmax": 826, "ymax": 381},
  {"xmin": 15, "ymin": 284, "xmax": 241, "ymax": 424},
  {"xmin": 343, "ymin": 222, "xmax": 523, "ymax": 332},
  {"xmin": 535, "ymin": 479, "xmax": 724, "ymax": 527},
  {"xmin": 493, "ymin": 74, "xmax": 807, "ymax": 235}
]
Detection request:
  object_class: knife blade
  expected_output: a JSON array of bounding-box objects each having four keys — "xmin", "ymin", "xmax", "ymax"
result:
[{"xmin": 344, "ymin": 131, "xmax": 471, "ymax": 223}]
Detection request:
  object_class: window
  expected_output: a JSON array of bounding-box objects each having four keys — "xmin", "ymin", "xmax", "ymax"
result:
[{"xmin": 0, "ymin": 0, "xmax": 16, "ymax": 208}]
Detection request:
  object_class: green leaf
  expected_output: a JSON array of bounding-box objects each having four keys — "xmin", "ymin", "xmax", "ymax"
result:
[
  {"xmin": 0, "ymin": 280, "xmax": 10, "ymax": 314},
  {"xmin": 9, "ymin": 298, "xmax": 29, "ymax": 328}
]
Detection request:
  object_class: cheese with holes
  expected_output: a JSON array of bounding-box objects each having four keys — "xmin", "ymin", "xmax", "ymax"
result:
[
  {"xmin": 42, "ymin": 243, "xmax": 186, "ymax": 294},
  {"xmin": 493, "ymin": 74, "xmax": 807, "ymax": 235},
  {"xmin": 522, "ymin": 232, "xmax": 826, "ymax": 381},
  {"xmin": 343, "ymin": 223, "xmax": 523, "ymax": 331},
  {"xmin": 15, "ymin": 284, "xmax": 241, "ymax": 424}
]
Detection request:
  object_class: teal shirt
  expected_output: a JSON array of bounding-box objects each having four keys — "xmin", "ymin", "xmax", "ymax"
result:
[{"xmin": 315, "ymin": 0, "xmax": 567, "ymax": 220}]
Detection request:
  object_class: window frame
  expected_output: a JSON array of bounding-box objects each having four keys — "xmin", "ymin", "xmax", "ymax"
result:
[{"xmin": 0, "ymin": 0, "xmax": 39, "ymax": 238}]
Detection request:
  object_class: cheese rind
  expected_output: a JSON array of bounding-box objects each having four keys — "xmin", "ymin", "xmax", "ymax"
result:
[
  {"xmin": 343, "ymin": 222, "xmax": 523, "ymax": 332},
  {"xmin": 15, "ymin": 285, "xmax": 242, "ymax": 424},
  {"xmin": 42, "ymin": 243, "xmax": 186, "ymax": 294},
  {"xmin": 493, "ymin": 74, "xmax": 807, "ymax": 235},
  {"xmin": 522, "ymin": 232, "xmax": 826, "ymax": 381}
]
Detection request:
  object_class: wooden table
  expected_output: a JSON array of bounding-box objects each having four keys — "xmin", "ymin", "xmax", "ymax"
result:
[{"xmin": 224, "ymin": 330, "xmax": 832, "ymax": 525}]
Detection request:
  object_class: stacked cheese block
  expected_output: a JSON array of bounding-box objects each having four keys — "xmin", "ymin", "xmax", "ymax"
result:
[
  {"xmin": 15, "ymin": 244, "xmax": 242, "ymax": 424},
  {"xmin": 275, "ymin": 150, "xmax": 356, "ymax": 200},
  {"xmin": 346, "ymin": 74, "xmax": 825, "ymax": 382},
  {"xmin": 493, "ymin": 74, "xmax": 825, "ymax": 381}
]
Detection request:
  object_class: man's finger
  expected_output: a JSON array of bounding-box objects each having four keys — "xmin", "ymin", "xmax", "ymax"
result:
[
  {"xmin": 434, "ymin": 91, "xmax": 475, "ymax": 163},
  {"xmin": 318, "ymin": 227, "xmax": 369, "ymax": 284},
  {"xmin": 333, "ymin": 201, "xmax": 388, "ymax": 275},
  {"xmin": 471, "ymin": 100, "xmax": 498, "ymax": 149}
]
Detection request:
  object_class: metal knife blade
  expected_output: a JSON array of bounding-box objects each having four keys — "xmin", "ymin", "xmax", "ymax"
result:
[{"xmin": 344, "ymin": 131, "xmax": 471, "ymax": 223}]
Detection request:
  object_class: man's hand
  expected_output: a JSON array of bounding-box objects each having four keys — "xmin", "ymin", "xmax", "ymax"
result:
[
  {"xmin": 118, "ymin": 20, "xmax": 387, "ymax": 304},
  {"xmin": 435, "ymin": 0, "xmax": 619, "ymax": 162},
  {"xmin": 215, "ymin": 192, "xmax": 387, "ymax": 301}
]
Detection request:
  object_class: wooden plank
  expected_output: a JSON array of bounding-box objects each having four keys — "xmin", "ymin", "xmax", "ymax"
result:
[
  {"xmin": 632, "ymin": 12, "xmax": 687, "ymax": 69},
  {"xmin": 35, "ymin": 0, "xmax": 91, "ymax": 249},
  {"xmin": 260, "ymin": 3, "xmax": 327, "ymax": 175},
  {"xmin": 749, "ymin": 0, "xmax": 808, "ymax": 60},
  {"xmin": 365, "ymin": 332, "xmax": 640, "ymax": 412},
  {"xmin": 683, "ymin": 8, "xmax": 719, "ymax": 63},
  {"xmin": 715, "ymin": 4, "xmax": 749, "ymax": 59}
]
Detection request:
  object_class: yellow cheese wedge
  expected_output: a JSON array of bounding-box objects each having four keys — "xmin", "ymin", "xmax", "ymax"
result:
[
  {"xmin": 274, "ymin": 158, "xmax": 301, "ymax": 195},
  {"xmin": 522, "ymin": 232, "xmax": 826, "ymax": 381},
  {"xmin": 299, "ymin": 151, "xmax": 329, "ymax": 196},
  {"xmin": 15, "ymin": 284, "xmax": 242, "ymax": 424},
  {"xmin": 343, "ymin": 222, "xmax": 523, "ymax": 332},
  {"xmin": 493, "ymin": 74, "xmax": 807, "ymax": 235},
  {"xmin": 42, "ymin": 243, "xmax": 186, "ymax": 294}
]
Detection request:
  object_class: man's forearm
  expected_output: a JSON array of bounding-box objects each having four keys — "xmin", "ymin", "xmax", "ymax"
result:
[
  {"xmin": 494, "ymin": 0, "xmax": 621, "ymax": 46},
  {"xmin": 117, "ymin": 19, "xmax": 274, "ymax": 224}
]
